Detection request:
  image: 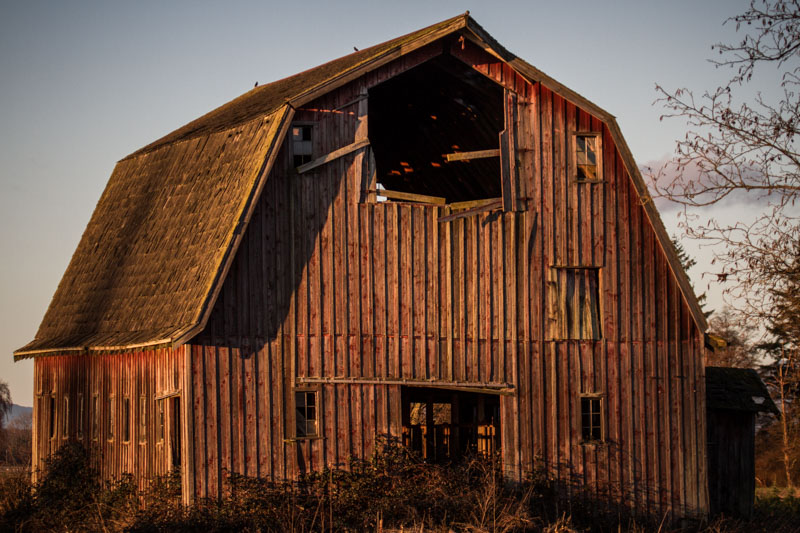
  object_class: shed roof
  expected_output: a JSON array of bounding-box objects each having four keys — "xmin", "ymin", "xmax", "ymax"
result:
[
  {"xmin": 15, "ymin": 13, "xmax": 708, "ymax": 359},
  {"xmin": 706, "ymin": 366, "xmax": 780, "ymax": 415}
]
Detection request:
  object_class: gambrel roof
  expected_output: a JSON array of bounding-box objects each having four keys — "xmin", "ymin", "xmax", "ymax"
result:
[{"xmin": 15, "ymin": 13, "xmax": 707, "ymax": 359}]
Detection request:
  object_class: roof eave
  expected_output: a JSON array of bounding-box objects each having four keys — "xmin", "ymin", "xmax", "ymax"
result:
[{"xmin": 13, "ymin": 337, "xmax": 174, "ymax": 361}]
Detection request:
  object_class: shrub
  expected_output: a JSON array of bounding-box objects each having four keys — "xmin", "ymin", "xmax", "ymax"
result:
[{"xmin": 4, "ymin": 439, "xmax": 800, "ymax": 531}]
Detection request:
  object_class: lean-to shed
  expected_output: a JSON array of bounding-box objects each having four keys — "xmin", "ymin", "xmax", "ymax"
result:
[
  {"xmin": 706, "ymin": 366, "xmax": 779, "ymax": 517},
  {"xmin": 17, "ymin": 13, "xmax": 715, "ymax": 518}
]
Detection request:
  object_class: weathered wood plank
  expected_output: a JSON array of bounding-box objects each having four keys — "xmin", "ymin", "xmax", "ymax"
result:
[
  {"xmin": 444, "ymin": 148, "xmax": 499, "ymax": 162},
  {"xmin": 296, "ymin": 138, "xmax": 370, "ymax": 174}
]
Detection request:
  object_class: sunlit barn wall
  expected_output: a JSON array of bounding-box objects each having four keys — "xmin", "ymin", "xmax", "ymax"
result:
[
  {"xmin": 187, "ymin": 38, "xmax": 707, "ymax": 517},
  {"xmin": 32, "ymin": 347, "xmax": 188, "ymax": 495}
]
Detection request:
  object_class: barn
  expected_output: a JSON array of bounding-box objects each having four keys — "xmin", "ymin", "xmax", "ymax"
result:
[{"xmin": 16, "ymin": 13, "xmax": 713, "ymax": 518}]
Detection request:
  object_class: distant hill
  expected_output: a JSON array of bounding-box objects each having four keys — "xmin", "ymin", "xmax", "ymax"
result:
[{"xmin": 4, "ymin": 404, "xmax": 32, "ymax": 425}]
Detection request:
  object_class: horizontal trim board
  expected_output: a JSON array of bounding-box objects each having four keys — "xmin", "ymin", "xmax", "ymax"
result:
[{"xmin": 296, "ymin": 376, "xmax": 514, "ymax": 394}]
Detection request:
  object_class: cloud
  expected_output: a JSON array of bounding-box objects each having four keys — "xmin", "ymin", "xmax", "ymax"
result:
[{"xmin": 639, "ymin": 156, "xmax": 769, "ymax": 214}]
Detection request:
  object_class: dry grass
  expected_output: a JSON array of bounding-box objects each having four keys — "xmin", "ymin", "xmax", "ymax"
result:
[{"xmin": 2, "ymin": 441, "xmax": 799, "ymax": 532}]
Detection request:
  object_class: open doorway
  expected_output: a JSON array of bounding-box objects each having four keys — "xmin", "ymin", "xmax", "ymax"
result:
[
  {"xmin": 167, "ymin": 396, "xmax": 181, "ymax": 472},
  {"xmin": 401, "ymin": 387, "xmax": 500, "ymax": 463}
]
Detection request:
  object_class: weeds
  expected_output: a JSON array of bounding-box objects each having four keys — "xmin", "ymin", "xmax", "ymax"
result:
[{"xmin": 2, "ymin": 440, "xmax": 799, "ymax": 532}]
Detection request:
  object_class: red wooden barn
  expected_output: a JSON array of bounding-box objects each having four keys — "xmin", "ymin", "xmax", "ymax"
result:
[{"xmin": 16, "ymin": 13, "xmax": 713, "ymax": 518}]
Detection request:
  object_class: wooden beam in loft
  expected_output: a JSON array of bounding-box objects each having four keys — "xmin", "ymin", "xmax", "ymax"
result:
[
  {"xmin": 438, "ymin": 198, "xmax": 502, "ymax": 223},
  {"xmin": 376, "ymin": 188, "xmax": 447, "ymax": 205},
  {"xmin": 448, "ymin": 197, "xmax": 502, "ymax": 211},
  {"xmin": 444, "ymin": 148, "xmax": 500, "ymax": 162},
  {"xmin": 296, "ymin": 138, "xmax": 370, "ymax": 174}
]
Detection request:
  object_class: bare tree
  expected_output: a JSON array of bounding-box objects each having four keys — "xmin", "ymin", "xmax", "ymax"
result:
[
  {"xmin": 0, "ymin": 380, "xmax": 10, "ymax": 461},
  {"xmin": 0, "ymin": 380, "xmax": 10, "ymax": 430},
  {"xmin": 707, "ymin": 307, "xmax": 760, "ymax": 367},
  {"xmin": 4, "ymin": 411, "xmax": 32, "ymax": 466},
  {"xmin": 758, "ymin": 247, "xmax": 800, "ymax": 487},
  {"xmin": 652, "ymin": 0, "xmax": 800, "ymax": 320}
]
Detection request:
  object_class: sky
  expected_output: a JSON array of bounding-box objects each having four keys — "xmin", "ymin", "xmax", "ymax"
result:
[{"xmin": 0, "ymin": 0, "xmax": 767, "ymax": 405}]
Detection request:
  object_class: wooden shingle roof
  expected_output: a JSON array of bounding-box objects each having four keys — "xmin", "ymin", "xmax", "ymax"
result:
[
  {"xmin": 15, "ymin": 12, "xmax": 708, "ymax": 359},
  {"xmin": 706, "ymin": 367, "xmax": 779, "ymax": 415}
]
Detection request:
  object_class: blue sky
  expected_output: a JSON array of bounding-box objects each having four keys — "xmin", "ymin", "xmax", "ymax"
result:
[{"xmin": 0, "ymin": 1, "xmax": 760, "ymax": 404}]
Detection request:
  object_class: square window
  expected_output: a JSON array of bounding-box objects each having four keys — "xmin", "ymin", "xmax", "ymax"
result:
[
  {"xmin": 574, "ymin": 133, "xmax": 602, "ymax": 181},
  {"xmin": 292, "ymin": 125, "xmax": 313, "ymax": 167},
  {"xmin": 581, "ymin": 396, "xmax": 603, "ymax": 441},
  {"xmin": 548, "ymin": 267, "xmax": 602, "ymax": 340},
  {"xmin": 295, "ymin": 390, "xmax": 318, "ymax": 438}
]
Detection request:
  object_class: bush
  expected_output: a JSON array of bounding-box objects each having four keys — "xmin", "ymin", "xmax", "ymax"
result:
[
  {"xmin": 0, "ymin": 442, "xmax": 137, "ymax": 532},
  {"xmin": 3, "ymin": 439, "xmax": 800, "ymax": 532}
]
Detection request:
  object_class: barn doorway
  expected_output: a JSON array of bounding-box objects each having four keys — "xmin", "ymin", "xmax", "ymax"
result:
[{"xmin": 401, "ymin": 387, "xmax": 500, "ymax": 463}]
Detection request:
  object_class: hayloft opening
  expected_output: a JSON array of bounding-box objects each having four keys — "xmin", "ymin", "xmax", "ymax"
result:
[{"xmin": 369, "ymin": 54, "xmax": 504, "ymax": 204}]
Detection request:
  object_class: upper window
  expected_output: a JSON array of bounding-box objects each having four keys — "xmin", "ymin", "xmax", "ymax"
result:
[
  {"xmin": 574, "ymin": 133, "xmax": 602, "ymax": 182},
  {"xmin": 295, "ymin": 390, "xmax": 318, "ymax": 438},
  {"xmin": 292, "ymin": 125, "xmax": 313, "ymax": 168},
  {"xmin": 548, "ymin": 267, "xmax": 602, "ymax": 340}
]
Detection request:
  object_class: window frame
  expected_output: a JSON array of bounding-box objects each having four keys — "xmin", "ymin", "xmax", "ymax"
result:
[
  {"xmin": 122, "ymin": 396, "xmax": 131, "ymax": 443},
  {"xmin": 156, "ymin": 398, "xmax": 165, "ymax": 444},
  {"xmin": 62, "ymin": 395, "xmax": 70, "ymax": 439},
  {"xmin": 294, "ymin": 388, "xmax": 320, "ymax": 439},
  {"xmin": 579, "ymin": 394, "xmax": 605, "ymax": 443},
  {"xmin": 139, "ymin": 395, "xmax": 147, "ymax": 444},
  {"xmin": 548, "ymin": 266, "xmax": 603, "ymax": 340},
  {"xmin": 572, "ymin": 131, "xmax": 603, "ymax": 183},
  {"xmin": 77, "ymin": 393, "xmax": 84, "ymax": 440},
  {"xmin": 107, "ymin": 396, "xmax": 115, "ymax": 442},
  {"xmin": 48, "ymin": 394, "xmax": 56, "ymax": 440},
  {"xmin": 92, "ymin": 394, "xmax": 100, "ymax": 442},
  {"xmin": 291, "ymin": 122, "xmax": 316, "ymax": 169}
]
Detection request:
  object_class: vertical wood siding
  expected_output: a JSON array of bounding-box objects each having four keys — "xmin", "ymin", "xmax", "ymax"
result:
[
  {"xmin": 32, "ymin": 348, "xmax": 186, "ymax": 493},
  {"xmin": 188, "ymin": 40, "xmax": 705, "ymax": 517}
]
